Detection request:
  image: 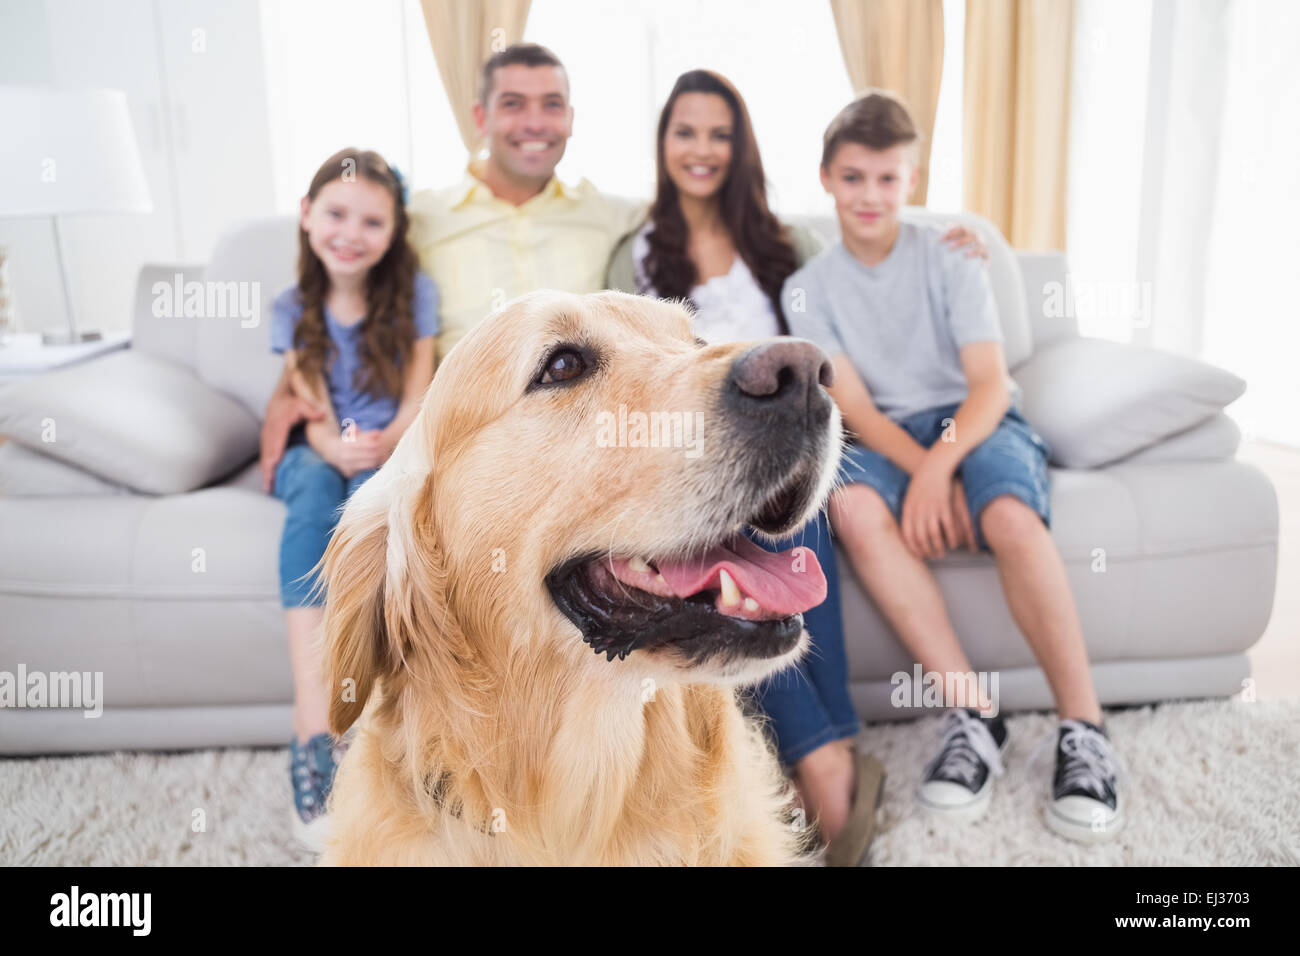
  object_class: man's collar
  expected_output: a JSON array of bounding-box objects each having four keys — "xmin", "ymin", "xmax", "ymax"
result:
[{"xmin": 453, "ymin": 157, "xmax": 581, "ymax": 209}]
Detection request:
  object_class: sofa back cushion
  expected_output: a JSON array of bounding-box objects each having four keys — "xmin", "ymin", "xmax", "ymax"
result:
[
  {"xmin": 196, "ymin": 215, "xmax": 299, "ymax": 421},
  {"xmin": 132, "ymin": 263, "xmax": 202, "ymax": 372}
]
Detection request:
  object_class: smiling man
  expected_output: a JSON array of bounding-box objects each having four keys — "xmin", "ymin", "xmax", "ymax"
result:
[{"xmin": 406, "ymin": 42, "xmax": 645, "ymax": 364}]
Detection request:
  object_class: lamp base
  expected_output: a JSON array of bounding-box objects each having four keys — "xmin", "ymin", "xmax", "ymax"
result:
[{"xmin": 41, "ymin": 328, "xmax": 103, "ymax": 345}]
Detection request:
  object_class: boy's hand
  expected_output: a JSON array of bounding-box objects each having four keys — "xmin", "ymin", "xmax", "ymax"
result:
[
  {"xmin": 941, "ymin": 224, "xmax": 989, "ymax": 261},
  {"xmin": 902, "ymin": 458, "xmax": 962, "ymax": 560}
]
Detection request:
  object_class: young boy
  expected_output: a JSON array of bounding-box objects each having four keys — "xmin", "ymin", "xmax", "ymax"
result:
[{"xmin": 783, "ymin": 90, "xmax": 1124, "ymax": 842}]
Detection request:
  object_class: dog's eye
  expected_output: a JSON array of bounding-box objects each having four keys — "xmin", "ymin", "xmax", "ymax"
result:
[{"xmin": 539, "ymin": 348, "xmax": 587, "ymax": 385}]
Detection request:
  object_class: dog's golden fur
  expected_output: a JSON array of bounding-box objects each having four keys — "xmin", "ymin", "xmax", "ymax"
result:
[{"xmin": 313, "ymin": 290, "xmax": 836, "ymax": 865}]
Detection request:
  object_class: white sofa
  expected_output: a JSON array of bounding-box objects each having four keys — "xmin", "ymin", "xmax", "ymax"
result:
[{"xmin": 0, "ymin": 210, "xmax": 1280, "ymax": 754}]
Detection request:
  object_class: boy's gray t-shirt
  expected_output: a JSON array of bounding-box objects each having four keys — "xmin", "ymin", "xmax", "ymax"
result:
[{"xmin": 782, "ymin": 222, "xmax": 1021, "ymax": 423}]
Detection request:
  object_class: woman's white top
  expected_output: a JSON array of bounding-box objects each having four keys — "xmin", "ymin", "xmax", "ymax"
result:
[{"xmin": 632, "ymin": 222, "xmax": 782, "ymax": 343}]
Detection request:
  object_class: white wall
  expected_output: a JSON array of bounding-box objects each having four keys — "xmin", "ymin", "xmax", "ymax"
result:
[
  {"xmin": 0, "ymin": 0, "xmax": 69, "ymax": 337},
  {"xmin": 0, "ymin": 0, "xmax": 275, "ymax": 337}
]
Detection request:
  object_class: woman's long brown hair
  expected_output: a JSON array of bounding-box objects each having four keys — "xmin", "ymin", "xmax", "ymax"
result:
[
  {"xmin": 642, "ymin": 70, "xmax": 797, "ymax": 333},
  {"xmin": 292, "ymin": 148, "xmax": 418, "ymax": 402}
]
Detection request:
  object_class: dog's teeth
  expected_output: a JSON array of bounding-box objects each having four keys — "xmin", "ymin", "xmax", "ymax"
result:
[
  {"xmin": 743, "ymin": 597, "xmax": 759, "ymax": 612},
  {"xmin": 628, "ymin": 556, "xmax": 652, "ymax": 574},
  {"xmin": 655, "ymin": 573, "xmax": 667, "ymax": 585},
  {"xmin": 719, "ymin": 568, "xmax": 742, "ymax": 607}
]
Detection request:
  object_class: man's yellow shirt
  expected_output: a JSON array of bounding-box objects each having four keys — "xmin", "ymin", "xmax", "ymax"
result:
[{"xmin": 408, "ymin": 160, "xmax": 646, "ymax": 364}]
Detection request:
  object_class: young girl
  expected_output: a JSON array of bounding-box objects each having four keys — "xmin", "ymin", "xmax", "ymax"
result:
[{"xmin": 268, "ymin": 148, "xmax": 438, "ymax": 850}]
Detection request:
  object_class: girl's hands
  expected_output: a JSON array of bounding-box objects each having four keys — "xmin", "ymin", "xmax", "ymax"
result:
[
  {"xmin": 901, "ymin": 460, "xmax": 978, "ymax": 560},
  {"xmin": 331, "ymin": 427, "xmax": 385, "ymax": 478}
]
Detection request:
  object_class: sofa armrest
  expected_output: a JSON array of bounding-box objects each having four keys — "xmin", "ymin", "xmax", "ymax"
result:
[
  {"xmin": 0, "ymin": 439, "xmax": 136, "ymax": 497},
  {"xmin": 1114, "ymin": 412, "xmax": 1242, "ymax": 465},
  {"xmin": 1016, "ymin": 251, "xmax": 1078, "ymax": 355}
]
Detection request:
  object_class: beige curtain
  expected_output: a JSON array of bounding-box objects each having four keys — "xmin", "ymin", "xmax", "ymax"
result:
[
  {"xmin": 418, "ymin": 0, "xmax": 532, "ymax": 155},
  {"xmin": 963, "ymin": 0, "xmax": 1074, "ymax": 249},
  {"xmin": 828, "ymin": 0, "xmax": 945, "ymax": 204}
]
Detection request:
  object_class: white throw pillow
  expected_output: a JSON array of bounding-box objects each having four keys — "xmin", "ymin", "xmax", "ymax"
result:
[
  {"xmin": 1011, "ymin": 338, "xmax": 1246, "ymax": 469},
  {"xmin": 0, "ymin": 349, "xmax": 259, "ymax": 494}
]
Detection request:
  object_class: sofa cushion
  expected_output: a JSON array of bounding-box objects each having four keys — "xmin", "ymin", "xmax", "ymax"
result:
[
  {"xmin": 837, "ymin": 459, "xmax": 1278, "ymax": 684},
  {"xmin": 214, "ymin": 458, "xmax": 266, "ymax": 494},
  {"xmin": 1012, "ymin": 338, "xmax": 1246, "ymax": 468},
  {"xmin": 0, "ymin": 489, "xmax": 290, "ymax": 709},
  {"xmin": 0, "ymin": 349, "xmax": 259, "ymax": 494}
]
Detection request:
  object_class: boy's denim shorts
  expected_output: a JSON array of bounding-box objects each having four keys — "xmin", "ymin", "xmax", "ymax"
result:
[{"xmin": 838, "ymin": 402, "xmax": 1053, "ymax": 552}]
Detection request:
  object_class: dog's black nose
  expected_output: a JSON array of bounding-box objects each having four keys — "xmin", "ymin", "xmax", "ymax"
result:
[{"xmin": 725, "ymin": 338, "xmax": 835, "ymax": 430}]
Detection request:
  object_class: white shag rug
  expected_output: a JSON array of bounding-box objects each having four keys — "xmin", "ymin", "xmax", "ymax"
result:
[{"xmin": 2, "ymin": 697, "xmax": 1297, "ymax": 866}]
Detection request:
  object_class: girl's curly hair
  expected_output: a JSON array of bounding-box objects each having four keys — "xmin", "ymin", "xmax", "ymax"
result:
[{"xmin": 291, "ymin": 147, "xmax": 418, "ymax": 403}]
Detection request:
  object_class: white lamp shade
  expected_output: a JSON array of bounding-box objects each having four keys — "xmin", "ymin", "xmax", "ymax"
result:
[{"xmin": 0, "ymin": 86, "xmax": 153, "ymax": 218}]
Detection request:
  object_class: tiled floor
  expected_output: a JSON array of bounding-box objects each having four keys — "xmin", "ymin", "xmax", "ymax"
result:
[{"xmin": 1238, "ymin": 440, "xmax": 1300, "ymax": 699}]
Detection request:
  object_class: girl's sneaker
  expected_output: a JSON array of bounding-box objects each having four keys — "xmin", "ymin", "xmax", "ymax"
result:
[
  {"xmin": 1044, "ymin": 718, "xmax": 1125, "ymax": 842},
  {"xmin": 289, "ymin": 732, "xmax": 340, "ymax": 853},
  {"xmin": 917, "ymin": 708, "xmax": 1010, "ymax": 823}
]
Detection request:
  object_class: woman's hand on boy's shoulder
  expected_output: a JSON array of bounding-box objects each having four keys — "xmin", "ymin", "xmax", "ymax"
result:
[{"xmin": 940, "ymin": 224, "xmax": 989, "ymax": 262}]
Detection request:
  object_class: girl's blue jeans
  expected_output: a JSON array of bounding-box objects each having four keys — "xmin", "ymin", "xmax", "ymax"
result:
[
  {"xmin": 742, "ymin": 510, "xmax": 860, "ymax": 770},
  {"xmin": 272, "ymin": 441, "xmax": 376, "ymax": 609}
]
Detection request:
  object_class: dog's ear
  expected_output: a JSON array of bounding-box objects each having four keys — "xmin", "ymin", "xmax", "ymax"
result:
[
  {"xmin": 314, "ymin": 464, "xmax": 438, "ymax": 736},
  {"xmin": 314, "ymin": 479, "xmax": 394, "ymax": 735}
]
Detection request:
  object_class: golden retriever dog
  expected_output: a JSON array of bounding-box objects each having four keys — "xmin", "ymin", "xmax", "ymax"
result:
[{"xmin": 313, "ymin": 289, "xmax": 841, "ymax": 865}]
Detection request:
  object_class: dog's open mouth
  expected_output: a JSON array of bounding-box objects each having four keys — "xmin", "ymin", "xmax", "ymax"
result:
[{"xmin": 545, "ymin": 531, "xmax": 827, "ymax": 664}]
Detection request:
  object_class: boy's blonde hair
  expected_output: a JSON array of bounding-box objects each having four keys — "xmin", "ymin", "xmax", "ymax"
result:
[{"xmin": 821, "ymin": 89, "xmax": 921, "ymax": 168}]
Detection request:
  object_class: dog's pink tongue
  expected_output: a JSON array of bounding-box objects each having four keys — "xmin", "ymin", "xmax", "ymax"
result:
[{"xmin": 657, "ymin": 536, "xmax": 826, "ymax": 616}]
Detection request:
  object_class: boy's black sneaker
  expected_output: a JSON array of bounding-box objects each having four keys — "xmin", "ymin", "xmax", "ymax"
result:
[
  {"xmin": 917, "ymin": 707, "xmax": 1009, "ymax": 823},
  {"xmin": 1045, "ymin": 717, "xmax": 1124, "ymax": 842}
]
